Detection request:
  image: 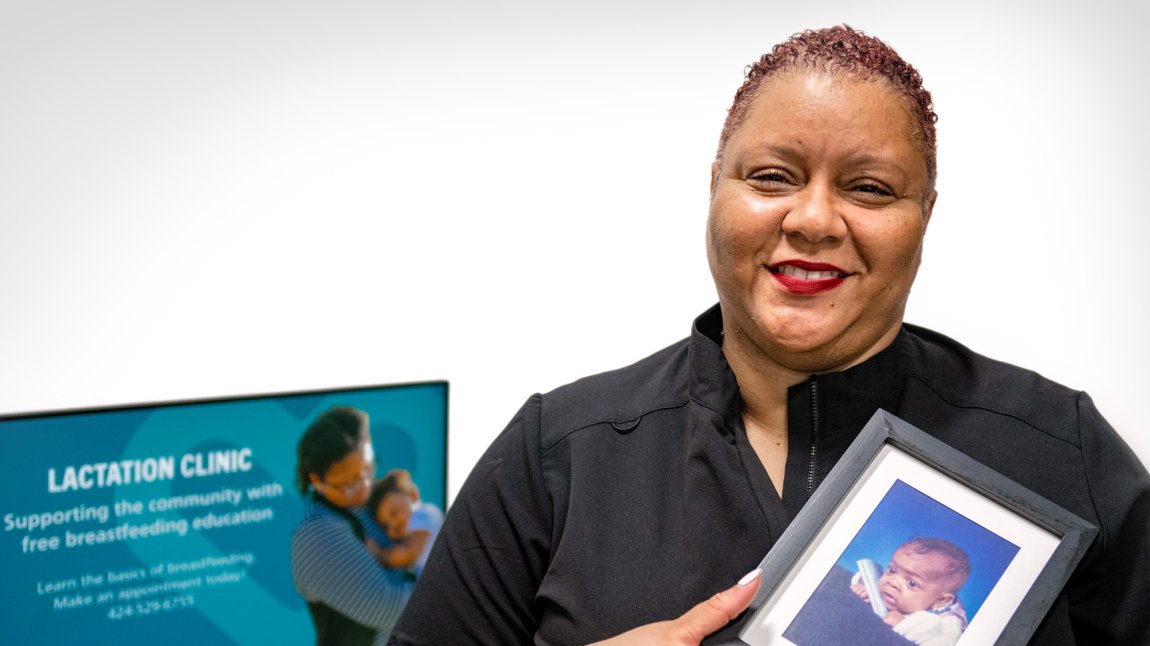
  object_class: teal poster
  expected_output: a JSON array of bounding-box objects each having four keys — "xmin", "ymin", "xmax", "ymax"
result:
[{"xmin": 0, "ymin": 382, "xmax": 447, "ymax": 644}]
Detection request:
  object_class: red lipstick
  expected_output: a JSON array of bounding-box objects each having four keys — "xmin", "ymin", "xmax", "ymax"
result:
[{"xmin": 768, "ymin": 260, "xmax": 849, "ymax": 295}]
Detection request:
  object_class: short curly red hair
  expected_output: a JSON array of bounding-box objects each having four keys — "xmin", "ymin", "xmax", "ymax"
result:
[{"xmin": 716, "ymin": 25, "xmax": 938, "ymax": 188}]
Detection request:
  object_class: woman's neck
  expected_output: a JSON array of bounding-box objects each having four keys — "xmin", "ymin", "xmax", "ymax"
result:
[
  {"xmin": 722, "ymin": 325, "xmax": 810, "ymax": 414},
  {"xmin": 722, "ymin": 333, "xmax": 810, "ymax": 497}
]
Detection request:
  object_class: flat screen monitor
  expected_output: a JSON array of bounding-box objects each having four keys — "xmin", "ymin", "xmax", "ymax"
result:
[{"xmin": 0, "ymin": 380, "xmax": 448, "ymax": 644}]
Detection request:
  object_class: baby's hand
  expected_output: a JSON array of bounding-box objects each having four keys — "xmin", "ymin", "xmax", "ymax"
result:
[
  {"xmin": 883, "ymin": 609, "xmax": 905, "ymax": 627},
  {"xmin": 850, "ymin": 581, "xmax": 869, "ymax": 601}
]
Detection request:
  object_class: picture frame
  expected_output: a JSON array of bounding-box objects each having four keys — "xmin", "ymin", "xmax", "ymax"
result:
[{"xmin": 730, "ymin": 409, "xmax": 1096, "ymax": 646}]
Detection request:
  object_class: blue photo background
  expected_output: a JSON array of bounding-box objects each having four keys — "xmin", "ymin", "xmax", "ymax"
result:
[
  {"xmin": 834, "ymin": 479, "xmax": 1019, "ymax": 620},
  {"xmin": 0, "ymin": 381, "xmax": 447, "ymax": 644}
]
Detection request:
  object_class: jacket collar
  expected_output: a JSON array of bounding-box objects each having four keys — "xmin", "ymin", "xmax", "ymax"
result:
[{"xmin": 688, "ymin": 304, "xmax": 907, "ymax": 435}]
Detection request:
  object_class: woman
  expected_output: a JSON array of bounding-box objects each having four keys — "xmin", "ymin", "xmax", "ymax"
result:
[
  {"xmin": 389, "ymin": 26, "xmax": 1149, "ymax": 645},
  {"xmin": 292, "ymin": 406, "xmax": 412, "ymax": 645}
]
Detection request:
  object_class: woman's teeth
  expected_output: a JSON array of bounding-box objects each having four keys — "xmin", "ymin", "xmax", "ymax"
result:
[{"xmin": 777, "ymin": 265, "xmax": 842, "ymax": 280}]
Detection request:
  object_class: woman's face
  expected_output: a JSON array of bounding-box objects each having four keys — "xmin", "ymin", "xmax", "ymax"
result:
[
  {"xmin": 309, "ymin": 435, "xmax": 375, "ymax": 508},
  {"xmin": 708, "ymin": 70, "xmax": 935, "ymax": 374}
]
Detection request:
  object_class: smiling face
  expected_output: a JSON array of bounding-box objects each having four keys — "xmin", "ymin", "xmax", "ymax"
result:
[
  {"xmin": 878, "ymin": 546, "xmax": 961, "ymax": 614},
  {"xmin": 309, "ymin": 434, "xmax": 376, "ymax": 508},
  {"xmin": 707, "ymin": 69, "xmax": 936, "ymax": 375}
]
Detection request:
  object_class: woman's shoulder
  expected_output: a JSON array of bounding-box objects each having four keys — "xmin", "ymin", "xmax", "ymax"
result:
[
  {"xmin": 291, "ymin": 501, "xmax": 364, "ymax": 544},
  {"xmin": 534, "ymin": 337, "xmax": 693, "ymax": 445},
  {"xmin": 898, "ymin": 324, "xmax": 1086, "ymax": 439}
]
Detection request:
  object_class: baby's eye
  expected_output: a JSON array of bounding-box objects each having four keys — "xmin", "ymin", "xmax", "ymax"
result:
[
  {"xmin": 907, "ymin": 579, "xmax": 919, "ymax": 589},
  {"xmin": 886, "ymin": 565, "xmax": 896, "ymax": 575}
]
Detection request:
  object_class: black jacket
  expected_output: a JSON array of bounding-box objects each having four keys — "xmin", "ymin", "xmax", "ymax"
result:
[{"xmin": 390, "ymin": 306, "xmax": 1150, "ymax": 645}]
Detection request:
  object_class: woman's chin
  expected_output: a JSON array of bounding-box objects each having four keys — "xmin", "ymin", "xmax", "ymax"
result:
[
  {"xmin": 749, "ymin": 312, "xmax": 900, "ymax": 373},
  {"xmin": 757, "ymin": 322, "xmax": 848, "ymax": 360}
]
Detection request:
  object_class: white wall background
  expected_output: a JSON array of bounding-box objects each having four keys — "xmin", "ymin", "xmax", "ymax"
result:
[{"xmin": 2, "ymin": 0, "xmax": 1147, "ymax": 502}]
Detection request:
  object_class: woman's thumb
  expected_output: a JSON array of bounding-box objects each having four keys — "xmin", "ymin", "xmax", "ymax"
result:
[{"xmin": 670, "ymin": 568, "xmax": 762, "ymax": 643}]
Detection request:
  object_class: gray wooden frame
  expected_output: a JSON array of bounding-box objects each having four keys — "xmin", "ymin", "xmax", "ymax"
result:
[{"xmin": 728, "ymin": 409, "xmax": 1096, "ymax": 646}]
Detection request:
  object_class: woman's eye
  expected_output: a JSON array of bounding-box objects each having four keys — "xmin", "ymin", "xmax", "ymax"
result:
[
  {"xmin": 748, "ymin": 170, "xmax": 791, "ymax": 185},
  {"xmin": 849, "ymin": 181, "xmax": 896, "ymax": 200}
]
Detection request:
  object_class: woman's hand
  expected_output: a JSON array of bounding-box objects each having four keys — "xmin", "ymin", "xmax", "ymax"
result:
[{"xmin": 588, "ymin": 569, "xmax": 762, "ymax": 646}]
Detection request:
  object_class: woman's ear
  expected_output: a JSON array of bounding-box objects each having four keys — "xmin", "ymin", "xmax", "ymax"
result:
[{"xmin": 923, "ymin": 189, "xmax": 938, "ymax": 229}]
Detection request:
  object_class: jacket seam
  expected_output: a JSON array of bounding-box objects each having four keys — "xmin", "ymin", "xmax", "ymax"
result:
[
  {"xmin": 528, "ymin": 394, "xmax": 557, "ymax": 562},
  {"xmin": 539, "ymin": 400, "xmax": 689, "ymax": 455},
  {"xmin": 1073, "ymin": 392, "xmax": 1107, "ymax": 557},
  {"xmin": 905, "ymin": 374, "xmax": 1084, "ymax": 451}
]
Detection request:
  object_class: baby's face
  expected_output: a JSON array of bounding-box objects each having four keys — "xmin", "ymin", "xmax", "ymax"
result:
[
  {"xmin": 877, "ymin": 547, "xmax": 958, "ymax": 614},
  {"xmin": 375, "ymin": 491, "xmax": 414, "ymax": 539}
]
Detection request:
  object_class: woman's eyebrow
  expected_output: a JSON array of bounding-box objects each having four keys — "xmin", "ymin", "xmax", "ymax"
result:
[
  {"xmin": 734, "ymin": 145, "xmax": 910, "ymax": 176},
  {"xmin": 845, "ymin": 152, "xmax": 909, "ymax": 173},
  {"xmin": 737, "ymin": 143, "xmax": 802, "ymax": 161}
]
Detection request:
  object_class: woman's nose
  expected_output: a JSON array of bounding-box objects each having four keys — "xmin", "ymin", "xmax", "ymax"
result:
[{"xmin": 781, "ymin": 182, "xmax": 847, "ymax": 243}]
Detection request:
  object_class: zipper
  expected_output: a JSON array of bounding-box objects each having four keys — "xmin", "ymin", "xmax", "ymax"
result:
[{"xmin": 805, "ymin": 378, "xmax": 819, "ymax": 500}]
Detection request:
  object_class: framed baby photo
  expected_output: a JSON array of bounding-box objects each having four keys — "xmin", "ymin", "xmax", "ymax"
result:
[{"xmin": 734, "ymin": 409, "xmax": 1096, "ymax": 646}]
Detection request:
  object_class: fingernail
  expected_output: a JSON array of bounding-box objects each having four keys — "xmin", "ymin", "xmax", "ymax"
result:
[{"xmin": 738, "ymin": 568, "xmax": 762, "ymax": 586}]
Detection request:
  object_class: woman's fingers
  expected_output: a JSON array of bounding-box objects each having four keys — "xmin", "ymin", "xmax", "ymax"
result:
[
  {"xmin": 587, "ymin": 568, "xmax": 762, "ymax": 646},
  {"xmin": 669, "ymin": 568, "xmax": 762, "ymax": 643}
]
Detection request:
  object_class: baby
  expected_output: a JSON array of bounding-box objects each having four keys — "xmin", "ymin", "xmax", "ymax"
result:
[
  {"xmin": 852, "ymin": 537, "xmax": 970, "ymax": 646},
  {"xmin": 364, "ymin": 468, "xmax": 444, "ymax": 577}
]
